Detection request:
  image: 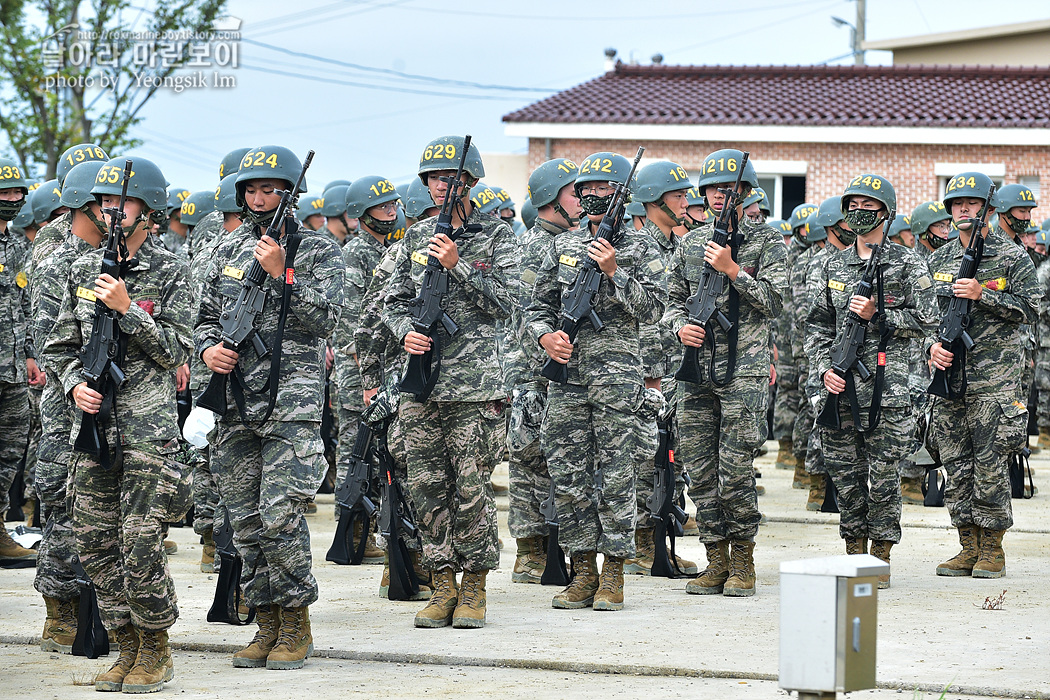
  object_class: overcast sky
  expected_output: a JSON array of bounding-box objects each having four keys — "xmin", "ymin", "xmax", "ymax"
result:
[{"xmin": 105, "ymin": 0, "xmax": 1048, "ymax": 194}]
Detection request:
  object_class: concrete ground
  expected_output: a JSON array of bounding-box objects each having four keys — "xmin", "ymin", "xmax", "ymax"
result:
[{"xmin": 2, "ymin": 441, "xmax": 1048, "ymax": 699}]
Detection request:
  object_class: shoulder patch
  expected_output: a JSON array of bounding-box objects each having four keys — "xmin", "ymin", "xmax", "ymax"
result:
[
  {"xmin": 981, "ymin": 277, "xmax": 1008, "ymax": 291},
  {"xmin": 411, "ymin": 250, "xmax": 429, "ymax": 266},
  {"xmin": 559, "ymin": 255, "xmax": 578, "ymax": 267},
  {"xmin": 916, "ymin": 275, "xmax": 932, "ymax": 290},
  {"xmin": 647, "ymin": 258, "xmax": 665, "ymax": 273},
  {"xmin": 76, "ymin": 286, "xmax": 97, "ymax": 302},
  {"xmin": 520, "ymin": 268, "xmax": 537, "ymax": 286},
  {"xmin": 827, "ymin": 279, "xmax": 846, "ymax": 292},
  {"xmin": 378, "ymin": 255, "xmax": 397, "ymax": 274},
  {"xmin": 222, "ymin": 265, "xmax": 244, "ymax": 280},
  {"xmin": 933, "ymin": 272, "xmax": 954, "ymax": 283}
]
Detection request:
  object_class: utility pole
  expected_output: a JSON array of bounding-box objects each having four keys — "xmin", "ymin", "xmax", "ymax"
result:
[{"xmin": 855, "ymin": 0, "xmax": 866, "ymax": 65}]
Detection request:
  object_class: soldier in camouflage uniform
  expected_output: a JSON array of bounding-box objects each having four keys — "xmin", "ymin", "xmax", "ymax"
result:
[
  {"xmin": 1034, "ymin": 227, "xmax": 1050, "ymax": 453},
  {"xmin": 664, "ymin": 150, "xmax": 785, "ymax": 598},
  {"xmin": 807, "ymin": 175, "xmax": 938, "ymax": 588},
  {"xmin": 526, "ymin": 151, "xmax": 665, "ymax": 611},
  {"xmin": 197, "ymin": 146, "xmax": 345, "ymax": 669},
  {"xmin": 31, "ymin": 159, "xmax": 108, "ymax": 652},
  {"xmin": 383, "ymin": 136, "xmax": 517, "ymax": 629},
  {"xmin": 160, "ymin": 188, "xmax": 192, "ymax": 255},
  {"xmin": 320, "ymin": 183, "xmax": 354, "ymax": 247},
  {"xmin": 45, "ymin": 157, "xmax": 192, "ymax": 692},
  {"xmin": 507, "ymin": 158, "xmax": 581, "ymax": 584},
  {"xmin": 296, "ymin": 194, "xmax": 326, "ymax": 232},
  {"xmin": 927, "ymin": 172, "xmax": 1039, "ymax": 580},
  {"xmin": 402, "ymin": 177, "xmax": 438, "ymax": 228}
]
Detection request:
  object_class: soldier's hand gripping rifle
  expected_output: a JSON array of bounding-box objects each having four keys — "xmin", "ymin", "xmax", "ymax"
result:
[
  {"xmin": 326, "ymin": 421, "xmax": 378, "ymax": 565},
  {"xmin": 674, "ymin": 152, "xmax": 750, "ymax": 387},
  {"xmin": 74, "ymin": 160, "xmax": 133, "ymax": 468},
  {"xmin": 538, "ymin": 481, "xmax": 570, "ymax": 586},
  {"xmin": 927, "ymin": 184, "xmax": 996, "ymax": 399},
  {"xmin": 196, "ymin": 150, "xmax": 314, "ymax": 418},
  {"xmin": 815, "ymin": 209, "xmax": 895, "ymax": 431},
  {"xmin": 376, "ymin": 415, "xmax": 425, "ymax": 601},
  {"xmin": 646, "ymin": 409, "xmax": 691, "ymax": 578},
  {"xmin": 540, "ymin": 147, "xmax": 645, "ymax": 384},
  {"xmin": 400, "ymin": 135, "xmax": 475, "ymax": 402}
]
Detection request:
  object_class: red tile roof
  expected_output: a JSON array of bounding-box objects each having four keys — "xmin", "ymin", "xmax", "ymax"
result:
[{"xmin": 502, "ymin": 63, "xmax": 1050, "ymax": 129}]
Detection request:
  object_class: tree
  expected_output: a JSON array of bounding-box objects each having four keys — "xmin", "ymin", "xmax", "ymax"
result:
[{"xmin": 0, "ymin": 0, "xmax": 227, "ymax": 180}]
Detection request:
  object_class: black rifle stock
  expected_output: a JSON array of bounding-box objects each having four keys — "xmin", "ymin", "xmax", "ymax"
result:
[
  {"xmin": 815, "ymin": 209, "xmax": 895, "ymax": 431},
  {"xmin": 326, "ymin": 421, "xmax": 378, "ymax": 565},
  {"xmin": 400, "ymin": 135, "xmax": 473, "ymax": 402},
  {"xmin": 70, "ymin": 556, "xmax": 109, "ymax": 658},
  {"xmin": 206, "ymin": 512, "xmax": 255, "ymax": 625},
  {"xmin": 539, "ymin": 481, "xmax": 570, "ymax": 586},
  {"xmin": 675, "ymin": 152, "xmax": 750, "ymax": 386},
  {"xmin": 646, "ymin": 414, "xmax": 690, "ymax": 578},
  {"xmin": 928, "ymin": 184, "xmax": 996, "ymax": 399},
  {"xmin": 73, "ymin": 159, "xmax": 133, "ymax": 466},
  {"xmin": 540, "ymin": 147, "xmax": 645, "ymax": 384},
  {"xmin": 375, "ymin": 418, "xmax": 422, "ymax": 600},
  {"xmin": 197, "ymin": 151, "xmax": 315, "ymax": 417}
]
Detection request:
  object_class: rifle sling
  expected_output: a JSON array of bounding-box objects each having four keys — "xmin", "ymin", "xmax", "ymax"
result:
[
  {"xmin": 841, "ymin": 263, "xmax": 890, "ymax": 433},
  {"xmin": 707, "ymin": 229, "xmax": 743, "ymax": 387}
]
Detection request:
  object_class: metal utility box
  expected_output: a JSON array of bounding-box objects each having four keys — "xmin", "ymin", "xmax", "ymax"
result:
[{"xmin": 779, "ymin": 554, "xmax": 889, "ymax": 697}]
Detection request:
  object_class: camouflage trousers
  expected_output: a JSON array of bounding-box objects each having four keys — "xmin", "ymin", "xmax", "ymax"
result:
[
  {"xmin": 929, "ymin": 396, "xmax": 1024, "ymax": 531},
  {"xmin": 773, "ymin": 365, "xmax": 799, "ymax": 440},
  {"xmin": 334, "ymin": 400, "xmax": 367, "ymax": 519},
  {"xmin": 820, "ymin": 406, "xmax": 914, "ymax": 543},
  {"xmin": 678, "ymin": 376, "xmax": 765, "ymax": 543},
  {"xmin": 793, "ymin": 361, "xmax": 815, "ymax": 462},
  {"xmin": 23, "ymin": 385, "xmax": 41, "ymax": 502},
  {"xmin": 542, "ymin": 383, "xmax": 645, "ymax": 558},
  {"xmin": 507, "ymin": 385, "xmax": 550, "ymax": 539},
  {"xmin": 211, "ymin": 418, "xmax": 326, "ymax": 609},
  {"xmin": 33, "ymin": 375, "xmax": 77, "ymax": 598},
  {"xmin": 72, "ymin": 440, "xmax": 190, "ymax": 630},
  {"xmin": 0, "ymin": 380, "xmax": 29, "ymax": 516},
  {"xmin": 803, "ymin": 392, "xmax": 826, "ymax": 476},
  {"xmin": 400, "ymin": 399, "xmax": 504, "ymax": 572},
  {"xmin": 191, "ymin": 447, "xmax": 218, "ymax": 536}
]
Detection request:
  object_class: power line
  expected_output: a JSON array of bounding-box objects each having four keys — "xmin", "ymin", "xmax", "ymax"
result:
[
  {"xmin": 249, "ymin": 0, "xmax": 414, "ymax": 39},
  {"xmin": 663, "ymin": 1, "xmax": 840, "ymax": 57},
  {"xmin": 398, "ymin": 0, "xmax": 834, "ymax": 22}
]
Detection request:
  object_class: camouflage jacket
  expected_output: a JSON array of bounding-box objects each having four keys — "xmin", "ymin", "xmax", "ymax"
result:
[
  {"xmin": 638, "ymin": 220, "xmax": 679, "ymax": 380},
  {"xmin": 775, "ymin": 239, "xmax": 805, "ymax": 375},
  {"xmin": 338, "ymin": 232, "xmax": 387, "ymax": 358},
  {"xmin": 663, "ymin": 216, "xmax": 785, "ymax": 385},
  {"xmin": 356, "ymin": 241, "xmax": 403, "ymax": 391},
  {"xmin": 31, "ymin": 211, "xmax": 72, "ymax": 267},
  {"xmin": 160, "ymin": 230, "xmax": 188, "ymax": 256},
  {"xmin": 45, "ymin": 235, "xmax": 193, "ymax": 444},
  {"xmin": 383, "ymin": 209, "xmax": 519, "ymax": 402},
  {"xmin": 526, "ymin": 220, "xmax": 665, "ymax": 387},
  {"xmin": 807, "ymin": 241, "xmax": 938, "ymax": 409},
  {"xmin": 32, "ymin": 231, "xmax": 96, "ymax": 369},
  {"xmin": 0, "ymin": 224, "xmax": 34, "ymax": 382},
  {"xmin": 187, "ymin": 210, "xmax": 225, "ymax": 262},
  {"xmin": 195, "ymin": 221, "xmax": 346, "ymax": 423},
  {"xmin": 924, "ymin": 229, "xmax": 1040, "ymax": 397},
  {"xmin": 790, "ymin": 244, "xmax": 820, "ymax": 373}
]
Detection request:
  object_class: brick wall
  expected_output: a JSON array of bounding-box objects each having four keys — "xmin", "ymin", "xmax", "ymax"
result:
[{"xmin": 527, "ymin": 138, "xmax": 1050, "ymax": 220}]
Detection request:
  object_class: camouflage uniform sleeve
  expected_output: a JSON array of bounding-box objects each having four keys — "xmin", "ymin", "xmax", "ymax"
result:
[
  {"xmin": 661, "ymin": 242, "xmax": 691, "ymax": 337},
  {"xmin": 733, "ymin": 231, "xmax": 785, "ymax": 318},
  {"xmin": 975, "ymin": 250, "xmax": 1040, "ymax": 325},
  {"xmin": 119, "ymin": 255, "xmax": 193, "ymax": 370},
  {"xmin": 804, "ymin": 255, "xmax": 837, "ymax": 382},
  {"xmin": 281, "ymin": 234, "xmax": 345, "ymax": 340},
  {"xmin": 338, "ymin": 243, "xmax": 369, "ymax": 357},
  {"xmin": 21, "ymin": 252, "xmax": 36, "ymax": 360},
  {"xmin": 881, "ymin": 250, "xmax": 938, "ymax": 339},
  {"xmin": 610, "ymin": 235, "xmax": 665, "ymax": 324},
  {"xmin": 43, "ymin": 273, "xmax": 85, "ymax": 397},
  {"xmin": 356, "ymin": 255, "xmax": 396, "ymax": 390},
  {"xmin": 447, "ymin": 222, "xmax": 519, "ymax": 320},
  {"xmin": 523, "ymin": 242, "xmax": 560, "ymax": 347},
  {"xmin": 193, "ymin": 243, "xmax": 226, "ymax": 358},
  {"xmin": 381, "ymin": 235, "xmax": 417, "ymax": 343}
]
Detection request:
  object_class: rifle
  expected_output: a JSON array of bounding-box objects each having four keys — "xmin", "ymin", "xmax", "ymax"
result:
[
  {"xmin": 400, "ymin": 135, "xmax": 476, "ymax": 402},
  {"xmin": 206, "ymin": 512, "xmax": 255, "ymax": 625},
  {"xmin": 541, "ymin": 147, "xmax": 645, "ymax": 384},
  {"xmin": 927, "ymin": 184, "xmax": 996, "ymax": 399},
  {"xmin": 73, "ymin": 159, "xmax": 133, "ymax": 468},
  {"xmin": 538, "ymin": 481, "xmax": 570, "ymax": 586},
  {"xmin": 674, "ymin": 152, "xmax": 750, "ymax": 387},
  {"xmin": 197, "ymin": 150, "xmax": 315, "ymax": 418},
  {"xmin": 70, "ymin": 556, "xmax": 109, "ymax": 658},
  {"xmin": 375, "ymin": 417, "xmax": 423, "ymax": 600},
  {"xmin": 815, "ymin": 209, "xmax": 896, "ymax": 432},
  {"xmin": 645, "ymin": 411, "xmax": 691, "ymax": 578},
  {"xmin": 325, "ymin": 420, "xmax": 378, "ymax": 565}
]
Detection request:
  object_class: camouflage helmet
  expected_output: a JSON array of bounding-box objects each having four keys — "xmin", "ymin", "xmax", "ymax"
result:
[
  {"xmin": 60, "ymin": 160, "xmax": 108, "ymax": 209},
  {"xmin": 166, "ymin": 187, "xmax": 192, "ymax": 215},
  {"xmin": 521, "ymin": 197, "xmax": 538, "ymax": 229},
  {"xmin": 840, "ymin": 173, "xmax": 896, "ymax": 214},
  {"xmin": 345, "ymin": 175, "xmax": 401, "ymax": 219},
  {"xmin": 685, "ymin": 186, "xmax": 704, "ymax": 208},
  {"xmin": 0, "ymin": 157, "xmax": 29, "ymax": 194},
  {"xmin": 218, "ymin": 147, "xmax": 251, "ymax": 180},
  {"xmin": 417, "ymin": 135, "xmax": 484, "ymax": 184},
  {"xmin": 56, "ymin": 143, "xmax": 108, "ymax": 185},
  {"xmin": 696, "ymin": 149, "xmax": 759, "ymax": 193},
  {"xmin": 31, "ymin": 179, "xmax": 64, "ymax": 223},
  {"xmin": 815, "ymin": 196, "xmax": 845, "ymax": 228},
  {"xmin": 92, "ymin": 157, "xmax": 167, "ymax": 211},
  {"xmin": 888, "ymin": 213, "xmax": 912, "ymax": 241},
  {"xmin": 388, "ymin": 207, "xmax": 408, "ymax": 243},
  {"xmin": 805, "ymin": 210, "xmax": 827, "ymax": 243},
  {"xmin": 1042, "ymin": 218, "xmax": 1050, "ymax": 232},
  {"xmin": 743, "ymin": 186, "xmax": 771, "ymax": 214},
  {"xmin": 1025, "ymin": 220, "xmax": 1041, "ymax": 236},
  {"xmin": 180, "ymin": 190, "xmax": 216, "ymax": 226},
  {"xmin": 325, "ymin": 179, "xmax": 352, "ymax": 190},
  {"xmin": 13, "ymin": 201, "xmax": 34, "ymax": 228},
  {"xmin": 910, "ymin": 200, "xmax": 951, "ymax": 237},
  {"xmin": 1037, "ymin": 229, "xmax": 1050, "ymax": 247},
  {"xmin": 789, "ymin": 202, "xmax": 819, "ymax": 230},
  {"xmin": 528, "ymin": 158, "xmax": 579, "ymax": 208},
  {"xmin": 403, "ymin": 177, "xmax": 436, "ymax": 219},
  {"xmin": 295, "ymin": 195, "xmax": 325, "ymax": 223},
  {"xmin": 235, "ymin": 146, "xmax": 307, "ymax": 208},
  {"xmin": 490, "ymin": 185, "xmax": 515, "ymax": 212},
  {"xmin": 215, "ymin": 173, "xmax": 240, "ymax": 213},
  {"xmin": 766, "ymin": 218, "xmax": 791, "ymax": 236},
  {"xmin": 574, "ymin": 152, "xmax": 632, "ymax": 192},
  {"xmin": 625, "ymin": 201, "xmax": 646, "ymax": 218},
  {"xmin": 943, "ymin": 171, "xmax": 1000, "ymax": 212},
  {"xmin": 469, "ymin": 183, "xmax": 502, "ymax": 215},
  {"xmin": 632, "ymin": 161, "xmax": 692, "ymax": 203},
  {"xmin": 995, "ymin": 183, "xmax": 1037, "ymax": 213},
  {"xmin": 321, "ymin": 185, "xmax": 350, "ymax": 217}
]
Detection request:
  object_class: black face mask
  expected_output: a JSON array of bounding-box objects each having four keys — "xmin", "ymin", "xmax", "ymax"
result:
[
  {"xmin": 361, "ymin": 213, "xmax": 398, "ymax": 236},
  {"xmin": 0, "ymin": 197, "xmax": 25, "ymax": 222},
  {"xmin": 843, "ymin": 209, "xmax": 882, "ymax": 236},
  {"xmin": 244, "ymin": 206, "xmax": 278, "ymax": 228},
  {"xmin": 829, "ymin": 224, "xmax": 857, "ymax": 247},
  {"xmin": 1004, "ymin": 214, "xmax": 1030, "ymax": 234},
  {"xmin": 1029, "ymin": 248, "xmax": 1046, "ymax": 267},
  {"xmin": 580, "ymin": 193, "xmax": 613, "ymax": 217},
  {"xmin": 925, "ymin": 232, "xmax": 951, "ymax": 250},
  {"xmin": 500, "ymin": 214, "xmax": 515, "ymax": 224}
]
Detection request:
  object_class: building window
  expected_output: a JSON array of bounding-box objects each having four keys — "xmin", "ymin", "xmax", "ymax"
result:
[
  {"xmin": 751, "ymin": 160, "xmax": 808, "ymax": 220},
  {"xmin": 1019, "ymin": 175, "xmax": 1041, "ymax": 202}
]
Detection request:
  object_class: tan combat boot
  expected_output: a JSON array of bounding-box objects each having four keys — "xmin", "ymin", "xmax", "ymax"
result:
[
  {"xmin": 593, "ymin": 556, "xmax": 625, "ymax": 611},
  {"xmin": 844, "ymin": 536, "xmax": 868, "ymax": 555},
  {"xmin": 378, "ymin": 550, "xmax": 432, "ymax": 600},
  {"xmin": 232, "ymin": 604, "xmax": 281, "ymax": 668},
  {"xmin": 870, "ymin": 540, "xmax": 893, "ymax": 589},
  {"xmin": 95, "ymin": 623, "xmax": 139, "ymax": 691},
  {"xmin": 792, "ymin": 461, "xmax": 808, "ymax": 489},
  {"xmin": 452, "ymin": 570, "xmax": 488, "ymax": 629},
  {"xmin": 352, "ymin": 518, "xmax": 385, "ymax": 564},
  {"xmin": 162, "ymin": 539, "xmax": 177, "ymax": 555},
  {"xmin": 121, "ymin": 628, "xmax": 174, "ymax": 692},
  {"xmin": 551, "ymin": 552, "xmax": 599, "ymax": 609},
  {"xmin": 806, "ymin": 474, "xmax": 827, "ymax": 512},
  {"xmin": 200, "ymin": 528, "xmax": 216, "ymax": 573},
  {"xmin": 40, "ymin": 595, "xmax": 78, "ymax": 653},
  {"xmin": 512, "ymin": 536, "xmax": 546, "ymax": 584},
  {"xmin": 266, "ymin": 607, "xmax": 313, "ymax": 670},
  {"xmin": 0, "ymin": 525, "xmax": 37, "ymax": 562},
  {"xmin": 972, "ymin": 528, "xmax": 1006, "ymax": 579},
  {"xmin": 414, "ymin": 568, "xmax": 458, "ymax": 628},
  {"xmin": 774, "ymin": 438, "xmax": 796, "ymax": 470},
  {"xmin": 625, "ymin": 527, "xmax": 697, "ymax": 575},
  {"xmin": 682, "ymin": 515, "xmax": 699, "ymax": 536},
  {"xmin": 23, "ymin": 496, "xmax": 36, "ymax": 527},
  {"xmin": 686, "ymin": 541, "xmax": 730, "ymax": 595},
  {"xmin": 936, "ymin": 526, "xmax": 980, "ymax": 576},
  {"xmin": 900, "ymin": 477, "xmax": 924, "ymax": 505},
  {"xmin": 1038, "ymin": 427, "xmax": 1050, "ymax": 451},
  {"xmin": 724, "ymin": 540, "xmax": 756, "ymax": 597}
]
